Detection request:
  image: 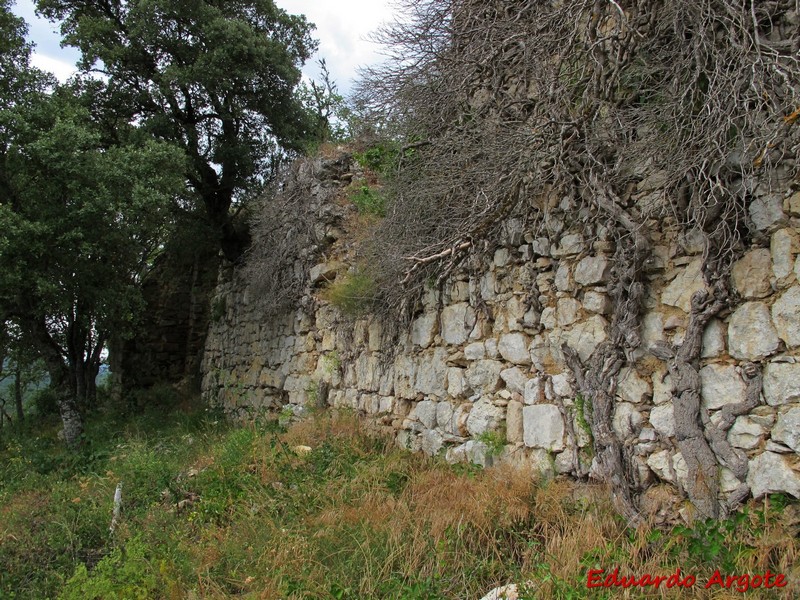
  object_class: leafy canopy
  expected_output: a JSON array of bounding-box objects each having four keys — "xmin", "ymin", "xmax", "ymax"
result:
[{"xmin": 36, "ymin": 0, "xmax": 318, "ymax": 251}]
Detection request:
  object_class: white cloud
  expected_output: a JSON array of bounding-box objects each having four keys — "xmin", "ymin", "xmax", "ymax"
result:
[{"xmin": 30, "ymin": 53, "xmax": 78, "ymax": 82}]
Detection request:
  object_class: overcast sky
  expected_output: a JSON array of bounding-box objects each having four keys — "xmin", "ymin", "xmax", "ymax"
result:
[{"xmin": 11, "ymin": 0, "xmax": 398, "ymax": 96}]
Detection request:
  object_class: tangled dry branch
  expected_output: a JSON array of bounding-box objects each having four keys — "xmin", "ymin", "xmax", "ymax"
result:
[{"xmin": 354, "ymin": 0, "xmax": 800, "ymax": 521}]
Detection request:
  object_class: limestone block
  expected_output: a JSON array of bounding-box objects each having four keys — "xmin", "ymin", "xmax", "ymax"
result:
[
  {"xmin": 647, "ymin": 450, "xmax": 675, "ymax": 483},
  {"xmin": 524, "ymin": 377, "xmax": 545, "ymax": 405},
  {"xmin": 355, "ymin": 353, "xmax": 381, "ymax": 392},
  {"xmin": 574, "ymin": 256, "xmax": 611, "ymax": 286},
  {"xmin": 465, "ymin": 360, "xmax": 504, "ymax": 393},
  {"xmin": 550, "ymin": 373, "xmax": 573, "ymax": 398},
  {"xmin": 772, "ymin": 406, "xmax": 800, "ymax": 452},
  {"xmin": 309, "ymin": 260, "xmax": 341, "ymax": 283},
  {"xmin": 555, "ymin": 262, "xmax": 573, "ymax": 291},
  {"xmin": 414, "ymin": 400, "xmax": 438, "ymax": 429},
  {"xmin": 749, "ymin": 194, "xmax": 786, "ymax": 232},
  {"xmin": 728, "ymin": 416, "xmax": 765, "ymax": 450},
  {"xmin": 641, "ymin": 312, "xmax": 665, "ymax": 348},
  {"xmin": 393, "ymin": 355, "xmax": 417, "ymax": 399},
  {"xmin": 464, "ymin": 342, "xmax": 486, "ymax": 360},
  {"xmin": 649, "ymin": 404, "xmax": 675, "ymax": 438},
  {"xmin": 506, "ymin": 400, "xmax": 524, "ymax": 443},
  {"xmin": 441, "ymin": 303, "xmax": 476, "ymax": 345},
  {"xmin": 541, "ymin": 307, "xmax": 557, "ymax": 330},
  {"xmin": 772, "ymin": 286, "xmax": 800, "ymax": 348},
  {"xmin": 411, "ymin": 312, "xmax": 437, "ymax": 348},
  {"xmin": 613, "ymin": 402, "xmax": 644, "ymax": 439},
  {"xmin": 498, "ymin": 333, "xmax": 531, "ymax": 365},
  {"xmin": 557, "ymin": 298, "xmax": 581, "ymax": 327},
  {"xmin": 747, "ymin": 452, "xmax": 800, "ymax": 499},
  {"xmin": 617, "ymin": 368, "xmax": 651, "ymax": 404},
  {"xmin": 785, "ymin": 191, "xmax": 800, "ymax": 216},
  {"xmin": 447, "ymin": 367, "xmax": 466, "ymax": 398},
  {"xmin": 728, "ymin": 302, "xmax": 780, "ymax": 360},
  {"xmin": 583, "ymin": 291, "xmax": 611, "ymax": 315},
  {"xmin": 772, "ymin": 228, "xmax": 798, "ymax": 281},
  {"xmin": 481, "ymin": 271, "xmax": 497, "ymax": 301},
  {"xmin": 662, "ymin": 258, "xmax": 705, "ymax": 312},
  {"xmin": 699, "ymin": 364, "xmax": 746, "ymax": 410},
  {"xmin": 731, "ymin": 249, "xmax": 772, "ymax": 299},
  {"xmin": 552, "ymin": 233, "xmax": 585, "ymax": 257},
  {"xmin": 415, "ymin": 349, "xmax": 448, "ymax": 397},
  {"xmin": 435, "ymin": 401, "xmax": 454, "ymax": 430},
  {"xmin": 494, "ymin": 248, "xmax": 510, "ymax": 267},
  {"xmin": 420, "ymin": 429, "xmax": 444, "ymax": 455},
  {"xmin": 565, "ymin": 315, "xmax": 608, "ymax": 362},
  {"xmin": 500, "ymin": 367, "xmax": 528, "ymax": 395},
  {"xmin": 763, "ymin": 362, "xmax": 800, "ymax": 406},
  {"xmin": 523, "ymin": 404, "xmax": 565, "ymax": 451},
  {"xmin": 466, "ymin": 398, "xmax": 504, "ymax": 436},
  {"xmin": 701, "ymin": 319, "xmax": 726, "ymax": 358}
]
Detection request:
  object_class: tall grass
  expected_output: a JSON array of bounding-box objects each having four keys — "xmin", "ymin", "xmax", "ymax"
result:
[{"xmin": 1, "ymin": 405, "xmax": 797, "ymax": 599}]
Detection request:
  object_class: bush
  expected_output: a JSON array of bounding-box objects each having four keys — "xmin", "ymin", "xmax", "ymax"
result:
[{"xmin": 323, "ymin": 271, "xmax": 377, "ymax": 316}]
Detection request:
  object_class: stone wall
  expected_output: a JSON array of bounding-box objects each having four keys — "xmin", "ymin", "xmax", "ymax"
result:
[{"xmin": 201, "ymin": 155, "xmax": 800, "ymax": 513}]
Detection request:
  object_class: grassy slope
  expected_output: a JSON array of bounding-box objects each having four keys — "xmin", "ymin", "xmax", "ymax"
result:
[{"xmin": 0, "ymin": 402, "xmax": 798, "ymax": 600}]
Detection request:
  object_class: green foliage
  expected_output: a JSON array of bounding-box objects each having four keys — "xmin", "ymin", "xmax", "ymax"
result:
[
  {"xmin": 349, "ymin": 183, "xmax": 386, "ymax": 216},
  {"xmin": 477, "ymin": 430, "xmax": 506, "ymax": 457},
  {"xmin": 61, "ymin": 537, "xmax": 160, "ymax": 600},
  {"xmin": 324, "ymin": 271, "xmax": 377, "ymax": 316}
]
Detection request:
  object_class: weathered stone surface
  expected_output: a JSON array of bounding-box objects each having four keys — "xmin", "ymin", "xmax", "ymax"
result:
[
  {"xmin": 699, "ymin": 364, "xmax": 746, "ymax": 410},
  {"xmin": 641, "ymin": 312, "xmax": 665, "ymax": 348},
  {"xmin": 550, "ymin": 373, "xmax": 573, "ymax": 398},
  {"xmin": 523, "ymin": 404, "xmax": 565, "ymax": 451},
  {"xmin": 772, "ymin": 228, "xmax": 798, "ymax": 281},
  {"xmin": 728, "ymin": 416, "xmax": 764, "ymax": 450},
  {"xmin": 583, "ymin": 291, "xmax": 611, "ymax": 315},
  {"xmin": 506, "ymin": 400, "xmax": 524, "ymax": 443},
  {"xmin": 747, "ymin": 452, "xmax": 800, "ymax": 499},
  {"xmin": 500, "ymin": 367, "xmax": 527, "ymax": 395},
  {"xmin": 731, "ymin": 249, "xmax": 772, "ymax": 299},
  {"xmin": 649, "ymin": 404, "xmax": 675, "ymax": 438},
  {"xmin": 464, "ymin": 341, "xmax": 486, "ymax": 360},
  {"xmin": 447, "ymin": 367, "xmax": 465, "ymax": 398},
  {"xmin": 728, "ymin": 302, "xmax": 780, "ymax": 360},
  {"xmin": 415, "ymin": 349, "xmax": 448, "ymax": 397},
  {"xmin": 498, "ymin": 333, "xmax": 531, "ymax": 365},
  {"xmin": 555, "ymin": 262, "xmax": 573, "ymax": 292},
  {"xmin": 647, "ymin": 450, "xmax": 675, "ymax": 483},
  {"xmin": 414, "ymin": 400, "xmax": 438, "ymax": 429},
  {"xmin": 420, "ymin": 429, "xmax": 444, "ymax": 455},
  {"xmin": 701, "ymin": 319, "xmax": 726, "ymax": 358},
  {"xmin": 574, "ymin": 256, "xmax": 610, "ymax": 286},
  {"xmin": 441, "ymin": 303, "xmax": 476, "ymax": 345},
  {"xmin": 662, "ymin": 259, "xmax": 705, "ymax": 312},
  {"xmin": 565, "ymin": 316, "xmax": 608, "ymax": 362},
  {"xmin": 552, "ymin": 233, "xmax": 585, "ymax": 257},
  {"xmin": 772, "ymin": 406, "xmax": 800, "ymax": 452},
  {"xmin": 541, "ymin": 307, "xmax": 557, "ymax": 330},
  {"xmin": 480, "ymin": 271, "xmax": 497, "ymax": 300},
  {"xmin": 465, "ymin": 360, "xmax": 504, "ymax": 393},
  {"xmin": 617, "ymin": 368, "xmax": 651, "ymax": 404},
  {"xmin": 763, "ymin": 362, "xmax": 800, "ymax": 406},
  {"xmin": 523, "ymin": 377, "xmax": 545, "ymax": 405},
  {"xmin": 411, "ymin": 313, "xmax": 438, "ymax": 348},
  {"xmin": 446, "ymin": 440, "xmax": 493, "ymax": 467},
  {"xmin": 772, "ymin": 287, "xmax": 800, "ymax": 348},
  {"xmin": 613, "ymin": 402, "xmax": 644, "ymax": 439},
  {"xmin": 309, "ymin": 260, "xmax": 341, "ymax": 283},
  {"xmin": 749, "ymin": 194, "xmax": 786, "ymax": 232},
  {"xmin": 466, "ymin": 398, "xmax": 504, "ymax": 436},
  {"xmin": 557, "ymin": 298, "xmax": 581, "ymax": 327}
]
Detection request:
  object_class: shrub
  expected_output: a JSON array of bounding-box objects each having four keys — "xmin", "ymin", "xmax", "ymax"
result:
[{"xmin": 323, "ymin": 271, "xmax": 377, "ymax": 316}]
